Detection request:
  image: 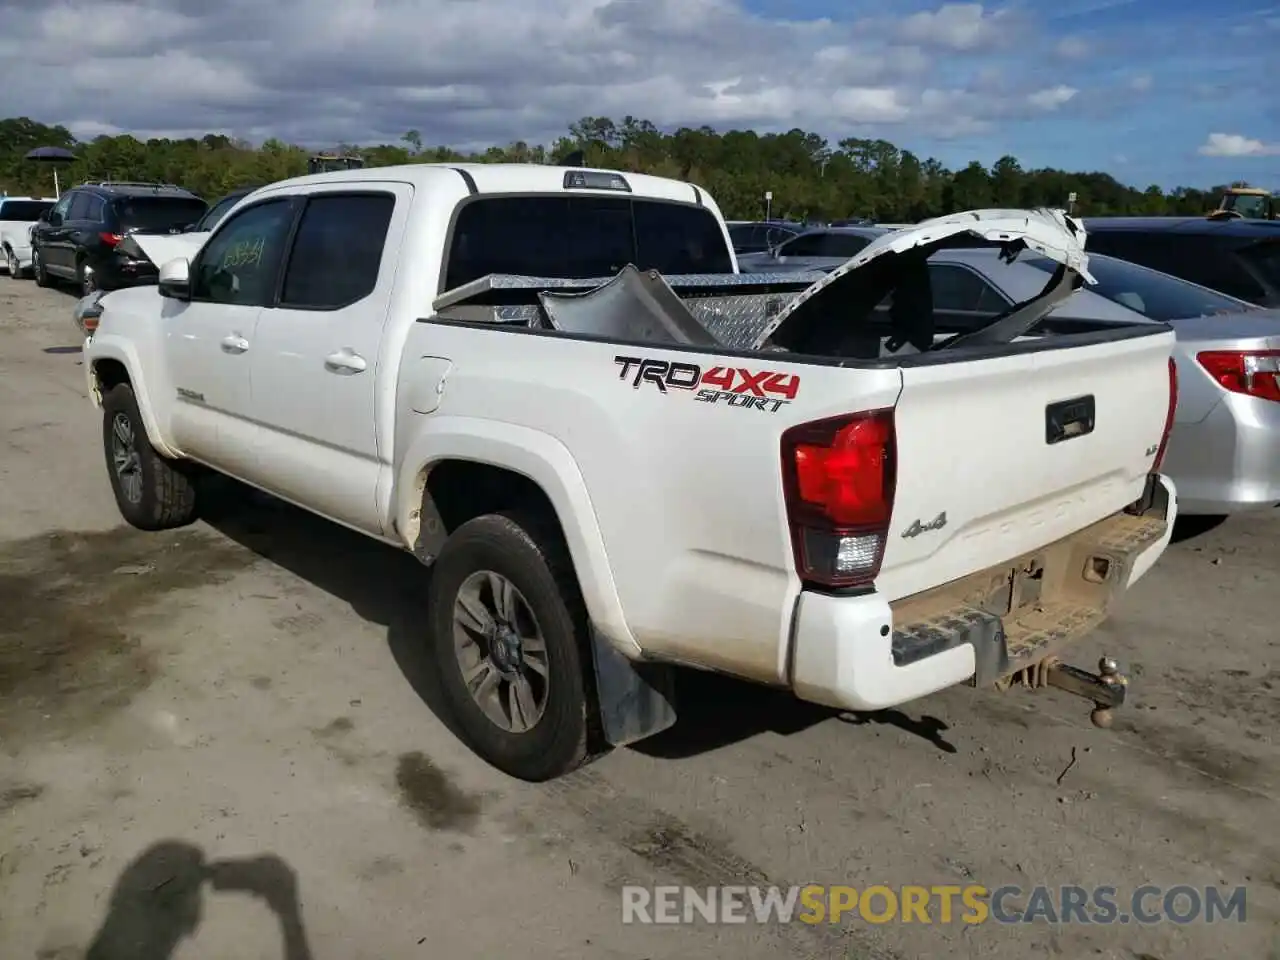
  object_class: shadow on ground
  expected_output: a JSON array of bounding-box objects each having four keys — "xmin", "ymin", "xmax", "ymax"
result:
[
  {"xmin": 76, "ymin": 840, "xmax": 311, "ymax": 960},
  {"xmin": 199, "ymin": 480, "xmax": 961, "ymax": 761},
  {"xmin": 1170, "ymin": 514, "xmax": 1228, "ymax": 544},
  {"xmin": 197, "ymin": 479, "xmax": 459, "ymax": 741}
]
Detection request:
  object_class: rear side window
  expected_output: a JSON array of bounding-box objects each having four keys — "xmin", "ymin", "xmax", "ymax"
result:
[
  {"xmin": 818, "ymin": 234, "xmax": 873, "ymax": 258},
  {"xmin": 1024, "ymin": 254, "xmax": 1252, "ymax": 321},
  {"xmin": 114, "ymin": 196, "xmax": 208, "ymax": 233},
  {"xmin": 0, "ymin": 200, "xmax": 54, "ymax": 221},
  {"xmin": 779, "ymin": 234, "xmax": 823, "ymax": 257},
  {"xmin": 444, "ymin": 196, "xmax": 734, "ymax": 290},
  {"xmin": 929, "ymin": 264, "xmax": 1009, "ymax": 312},
  {"xmin": 729, "ymin": 224, "xmax": 760, "ymax": 251},
  {"xmin": 281, "ymin": 193, "xmax": 395, "ymax": 308}
]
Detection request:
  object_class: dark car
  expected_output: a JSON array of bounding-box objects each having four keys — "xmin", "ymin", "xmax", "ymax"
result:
[
  {"xmin": 31, "ymin": 181, "xmax": 207, "ymax": 294},
  {"xmin": 1084, "ymin": 216, "xmax": 1280, "ymax": 308},
  {"xmin": 727, "ymin": 220, "xmax": 806, "ymax": 255},
  {"xmin": 187, "ymin": 186, "xmax": 258, "ymax": 233}
]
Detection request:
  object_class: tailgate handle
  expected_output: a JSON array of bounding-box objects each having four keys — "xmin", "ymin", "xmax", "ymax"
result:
[{"xmin": 1046, "ymin": 395, "xmax": 1095, "ymax": 445}]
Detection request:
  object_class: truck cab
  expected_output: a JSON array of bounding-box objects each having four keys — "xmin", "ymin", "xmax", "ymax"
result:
[{"xmin": 1211, "ymin": 187, "xmax": 1278, "ymax": 221}]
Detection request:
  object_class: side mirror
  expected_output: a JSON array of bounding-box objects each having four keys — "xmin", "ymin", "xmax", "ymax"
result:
[
  {"xmin": 158, "ymin": 257, "xmax": 192, "ymax": 300},
  {"xmin": 38, "ymin": 209, "xmax": 50, "ymax": 223}
]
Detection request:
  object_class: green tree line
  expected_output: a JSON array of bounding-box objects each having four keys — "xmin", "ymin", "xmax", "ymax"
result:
[{"xmin": 0, "ymin": 114, "xmax": 1237, "ymax": 222}]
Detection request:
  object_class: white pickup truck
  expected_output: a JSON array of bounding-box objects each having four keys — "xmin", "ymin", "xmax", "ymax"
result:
[
  {"xmin": 1, "ymin": 196, "xmax": 58, "ymax": 278},
  {"xmin": 78, "ymin": 164, "xmax": 1178, "ymax": 781}
]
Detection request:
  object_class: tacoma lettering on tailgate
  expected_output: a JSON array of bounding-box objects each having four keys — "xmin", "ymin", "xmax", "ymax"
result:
[{"xmin": 613, "ymin": 356, "xmax": 800, "ymax": 413}]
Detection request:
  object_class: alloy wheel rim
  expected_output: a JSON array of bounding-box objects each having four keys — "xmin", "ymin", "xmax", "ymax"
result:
[
  {"xmin": 110, "ymin": 412, "xmax": 143, "ymax": 504},
  {"xmin": 451, "ymin": 570, "xmax": 550, "ymax": 733}
]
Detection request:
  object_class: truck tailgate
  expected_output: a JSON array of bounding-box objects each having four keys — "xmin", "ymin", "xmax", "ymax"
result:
[{"xmin": 876, "ymin": 330, "xmax": 1175, "ymax": 601}]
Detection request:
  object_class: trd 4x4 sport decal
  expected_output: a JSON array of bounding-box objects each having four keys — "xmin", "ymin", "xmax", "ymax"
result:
[{"xmin": 614, "ymin": 356, "xmax": 800, "ymax": 413}]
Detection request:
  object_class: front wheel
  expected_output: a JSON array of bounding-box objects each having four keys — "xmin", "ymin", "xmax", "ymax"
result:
[
  {"xmin": 426, "ymin": 512, "xmax": 596, "ymax": 781},
  {"xmin": 4, "ymin": 247, "xmax": 21, "ymax": 279},
  {"xmin": 32, "ymin": 248, "xmax": 50, "ymax": 287},
  {"xmin": 101, "ymin": 383, "xmax": 198, "ymax": 530}
]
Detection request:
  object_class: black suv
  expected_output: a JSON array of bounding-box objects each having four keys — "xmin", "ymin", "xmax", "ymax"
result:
[
  {"xmin": 31, "ymin": 181, "xmax": 207, "ymax": 294},
  {"xmin": 1084, "ymin": 216, "xmax": 1280, "ymax": 307}
]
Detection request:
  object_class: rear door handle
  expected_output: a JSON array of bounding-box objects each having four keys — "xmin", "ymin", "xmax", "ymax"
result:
[
  {"xmin": 325, "ymin": 349, "xmax": 367, "ymax": 374},
  {"xmin": 220, "ymin": 334, "xmax": 250, "ymax": 354}
]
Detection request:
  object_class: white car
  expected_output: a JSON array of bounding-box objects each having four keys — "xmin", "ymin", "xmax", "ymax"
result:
[
  {"xmin": 78, "ymin": 169, "xmax": 1178, "ymax": 781},
  {"xmin": 0, "ymin": 196, "xmax": 57, "ymax": 278}
]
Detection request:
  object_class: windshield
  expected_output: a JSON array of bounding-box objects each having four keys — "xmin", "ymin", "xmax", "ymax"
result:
[
  {"xmin": 0, "ymin": 200, "xmax": 54, "ymax": 222},
  {"xmin": 196, "ymin": 194, "xmax": 244, "ymax": 232},
  {"xmin": 1230, "ymin": 195, "xmax": 1269, "ymax": 218},
  {"xmin": 114, "ymin": 196, "xmax": 208, "ymax": 234},
  {"xmin": 1024, "ymin": 253, "xmax": 1255, "ymax": 321},
  {"xmin": 444, "ymin": 196, "xmax": 734, "ymax": 290}
]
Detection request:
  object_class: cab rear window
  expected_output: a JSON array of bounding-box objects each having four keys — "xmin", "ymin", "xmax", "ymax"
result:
[{"xmin": 444, "ymin": 196, "xmax": 734, "ymax": 290}]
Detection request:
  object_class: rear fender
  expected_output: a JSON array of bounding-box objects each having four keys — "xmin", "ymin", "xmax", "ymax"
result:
[{"xmin": 394, "ymin": 416, "xmax": 640, "ymax": 658}]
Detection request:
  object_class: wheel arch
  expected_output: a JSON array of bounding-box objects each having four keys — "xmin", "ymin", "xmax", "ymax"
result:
[
  {"xmin": 394, "ymin": 417, "xmax": 639, "ymax": 658},
  {"xmin": 86, "ymin": 342, "xmax": 181, "ymax": 459}
]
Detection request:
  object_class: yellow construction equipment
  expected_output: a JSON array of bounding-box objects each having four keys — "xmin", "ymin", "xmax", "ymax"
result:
[{"xmin": 1208, "ymin": 186, "xmax": 1278, "ymax": 220}]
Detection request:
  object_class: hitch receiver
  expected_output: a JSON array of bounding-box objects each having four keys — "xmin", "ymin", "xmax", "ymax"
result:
[{"xmin": 1046, "ymin": 656, "xmax": 1128, "ymax": 728}]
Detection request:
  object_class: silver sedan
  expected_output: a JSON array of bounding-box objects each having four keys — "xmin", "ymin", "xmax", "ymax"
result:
[
  {"xmin": 736, "ymin": 226, "xmax": 888, "ymax": 273},
  {"xmin": 929, "ymin": 248, "xmax": 1280, "ymax": 516}
]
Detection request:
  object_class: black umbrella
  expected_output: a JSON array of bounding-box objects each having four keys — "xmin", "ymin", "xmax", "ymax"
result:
[{"xmin": 24, "ymin": 146, "xmax": 77, "ymax": 196}]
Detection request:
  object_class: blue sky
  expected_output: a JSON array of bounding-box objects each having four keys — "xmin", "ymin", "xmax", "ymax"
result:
[
  {"xmin": 746, "ymin": 0, "xmax": 1279, "ymax": 189},
  {"xmin": 1, "ymin": 0, "xmax": 1275, "ymax": 191}
]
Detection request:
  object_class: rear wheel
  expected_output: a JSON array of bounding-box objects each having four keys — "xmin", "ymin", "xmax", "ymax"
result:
[
  {"xmin": 426, "ymin": 511, "xmax": 595, "ymax": 782},
  {"xmin": 101, "ymin": 383, "xmax": 198, "ymax": 530},
  {"xmin": 4, "ymin": 247, "xmax": 21, "ymax": 279}
]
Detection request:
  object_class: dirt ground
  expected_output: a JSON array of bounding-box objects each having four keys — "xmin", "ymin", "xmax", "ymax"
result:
[{"xmin": 0, "ymin": 276, "xmax": 1277, "ymax": 960}]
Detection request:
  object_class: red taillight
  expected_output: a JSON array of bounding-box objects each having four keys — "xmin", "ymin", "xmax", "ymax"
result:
[
  {"xmin": 1152, "ymin": 356, "xmax": 1178, "ymax": 472},
  {"xmin": 1196, "ymin": 349, "xmax": 1280, "ymax": 403},
  {"xmin": 99, "ymin": 232, "xmax": 123, "ymax": 246},
  {"xmin": 781, "ymin": 409, "xmax": 896, "ymax": 588}
]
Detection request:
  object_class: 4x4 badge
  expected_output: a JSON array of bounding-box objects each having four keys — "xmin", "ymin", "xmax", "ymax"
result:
[{"xmin": 902, "ymin": 512, "xmax": 947, "ymax": 538}]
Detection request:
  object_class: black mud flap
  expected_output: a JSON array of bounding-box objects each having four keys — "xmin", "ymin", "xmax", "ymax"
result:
[{"xmin": 589, "ymin": 627, "xmax": 678, "ymax": 746}]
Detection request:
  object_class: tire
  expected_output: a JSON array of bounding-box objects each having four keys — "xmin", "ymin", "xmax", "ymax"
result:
[
  {"xmin": 32, "ymin": 247, "xmax": 50, "ymax": 287},
  {"xmin": 101, "ymin": 383, "xmax": 198, "ymax": 530},
  {"xmin": 4, "ymin": 246, "xmax": 21, "ymax": 280},
  {"xmin": 427, "ymin": 511, "xmax": 596, "ymax": 782}
]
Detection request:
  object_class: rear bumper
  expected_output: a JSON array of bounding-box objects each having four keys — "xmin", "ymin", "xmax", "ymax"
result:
[
  {"xmin": 789, "ymin": 473, "xmax": 1175, "ymax": 712},
  {"xmin": 1164, "ymin": 393, "xmax": 1280, "ymax": 515}
]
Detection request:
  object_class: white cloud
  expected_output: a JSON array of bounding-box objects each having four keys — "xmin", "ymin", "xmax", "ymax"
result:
[
  {"xmin": 1026, "ymin": 85, "xmax": 1079, "ymax": 110},
  {"xmin": 0, "ymin": 0, "xmax": 1075, "ymax": 148},
  {"xmin": 1128, "ymin": 73, "xmax": 1153, "ymax": 92},
  {"xmin": 1198, "ymin": 132, "xmax": 1280, "ymax": 157},
  {"xmin": 896, "ymin": 3, "xmax": 1017, "ymax": 51}
]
